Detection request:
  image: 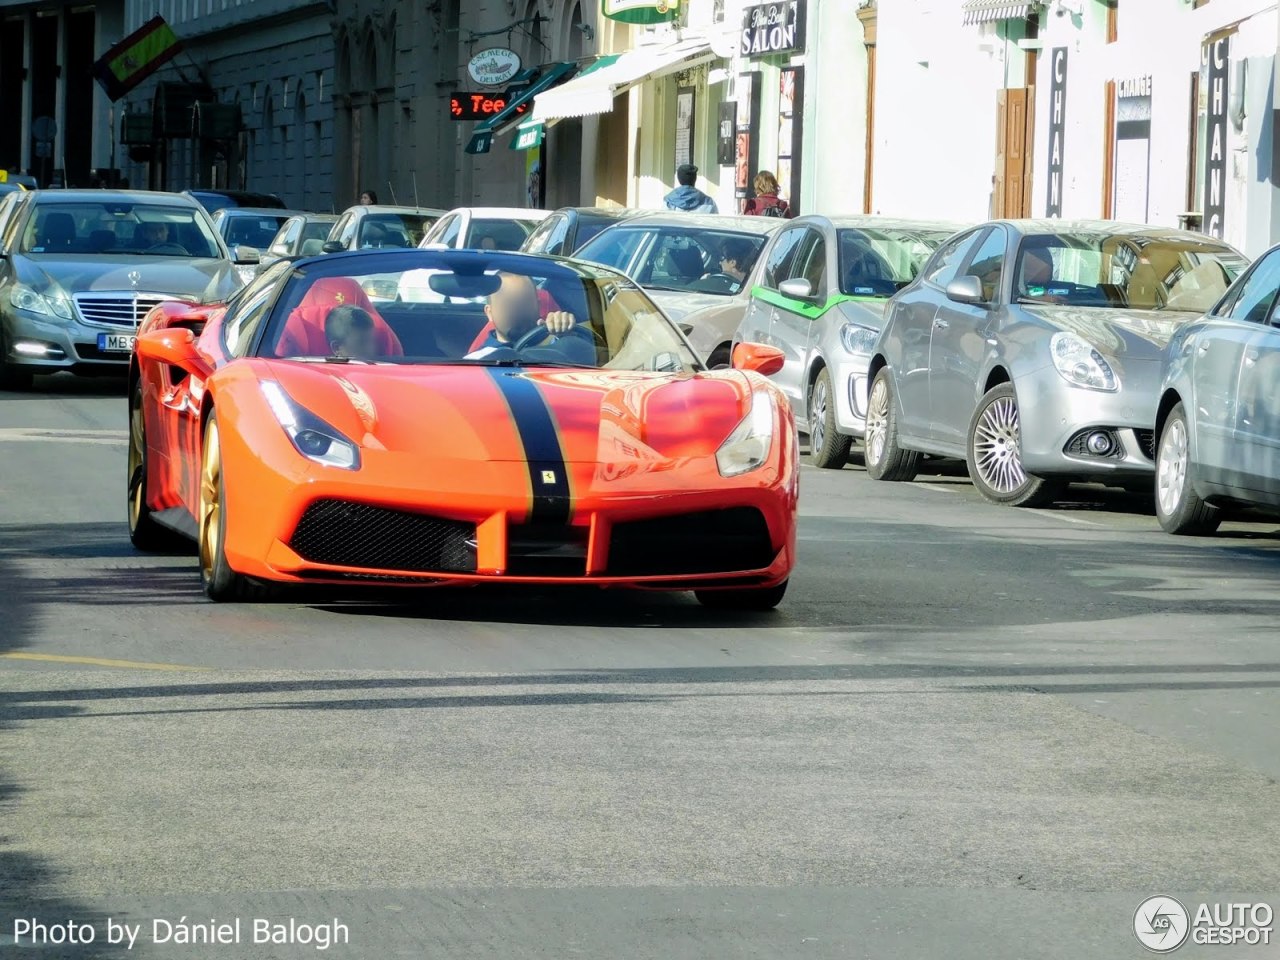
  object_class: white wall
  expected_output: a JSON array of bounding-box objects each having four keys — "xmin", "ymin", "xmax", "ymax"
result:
[
  {"xmin": 803, "ymin": 0, "xmax": 869, "ymax": 215},
  {"xmin": 870, "ymin": 0, "xmax": 1009, "ymax": 221}
]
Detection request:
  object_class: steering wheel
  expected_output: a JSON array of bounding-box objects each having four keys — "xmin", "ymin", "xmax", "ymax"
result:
[
  {"xmin": 703, "ymin": 272, "xmax": 737, "ymax": 283},
  {"xmin": 511, "ymin": 322, "xmax": 601, "ymax": 352},
  {"xmin": 147, "ymin": 242, "xmax": 189, "ymax": 255}
]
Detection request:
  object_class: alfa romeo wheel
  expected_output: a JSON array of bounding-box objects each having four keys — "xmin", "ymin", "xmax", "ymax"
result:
[
  {"xmin": 864, "ymin": 368, "xmax": 920, "ymax": 481},
  {"xmin": 808, "ymin": 367, "xmax": 851, "ymax": 469},
  {"xmin": 1155, "ymin": 402, "xmax": 1220, "ymax": 535},
  {"xmin": 966, "ymin": 383, "xmax": 1061, "ymax": 507}
]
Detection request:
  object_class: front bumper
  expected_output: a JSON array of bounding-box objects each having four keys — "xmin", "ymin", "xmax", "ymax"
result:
[
  {"xmin": 2, "ymin": 306, "xmax": 131, "ymax": 374},
  {"xmin": 219, "ymin": 418, "xmax": 799, "ymax": 590},
  {"xmin": 1017, "ymin": 363, "xmax": 1158, "ymax": 478}
]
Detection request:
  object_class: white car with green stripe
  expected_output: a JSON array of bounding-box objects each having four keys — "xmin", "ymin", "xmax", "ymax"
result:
[{"xmin": 734, "ymin": 216, "xmax": 967, "ymax": 468}]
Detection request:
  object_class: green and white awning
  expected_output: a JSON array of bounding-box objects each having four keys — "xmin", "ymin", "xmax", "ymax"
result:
[{"xmin": 961, "ymin": 0, "xmax": 1041, "ymax": 24}]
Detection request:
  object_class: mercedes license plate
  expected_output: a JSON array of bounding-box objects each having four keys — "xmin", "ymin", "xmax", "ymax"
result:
[{"xmin": 97, "ymin": 333, "xmax": 137, "ymax": 353}]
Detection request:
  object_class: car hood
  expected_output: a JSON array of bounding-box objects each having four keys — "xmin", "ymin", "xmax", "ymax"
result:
[
  {"xmin": 17, "ymin": 254, "xmax": 239, "ymax": 302},
  {"xmin": 1017, "ymin": 305, "xmax": 1200, "ymax": 359},
  {"xmin": 648, "ymin": 289, "xmax": 742, "ymax": 321},
  {"xmin": 259, "ymin": 361, "xmax": 757, "ymax": 465}
]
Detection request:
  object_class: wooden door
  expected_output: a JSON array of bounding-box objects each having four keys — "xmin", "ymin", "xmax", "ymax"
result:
[{"xmin": 993, "ymin": 87, "xmax": 1034, "ymax": 218}]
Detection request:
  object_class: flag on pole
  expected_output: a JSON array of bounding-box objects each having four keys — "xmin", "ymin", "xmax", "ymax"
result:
[{"xmin": 93, "ymin": 17, "xmax": 184, "ymax": 102}]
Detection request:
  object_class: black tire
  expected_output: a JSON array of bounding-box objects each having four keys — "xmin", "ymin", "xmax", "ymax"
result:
[
  {"xmin": 965, "ymin": 382, "xmax": 1062, "ymax": 507},
  {"xmin": 0, "ymin": 330, "xmax": 33, "ymax": 391},
  {"xmin": 1155, "ymin": 402, "xmax": 1221, "ymax": 535},
  {"xmin": 707, "ymin": 345, "xmax": 732, "ymax": 370},
  {"xmin": 808, "ymin": 367, "xmax": 851, "ymax": 469},
  {"xmin": 864, "ymin": 368, "xmax": 921, "ymax": 482},
  {"xmin": 127, "ymin": 379, "xmax": 185, "ymax": 551},
  {"xmin": 198, "ymin": 413, "xmax": 276, "ymax": 602},
  {"xmin": 695, "ymin": 579, "xmax": 787, "ymax": 611}
]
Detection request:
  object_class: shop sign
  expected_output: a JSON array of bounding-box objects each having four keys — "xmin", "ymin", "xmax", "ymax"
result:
[
  {"xmin": 1112, "ymin": 75, "xmax": 1152, "ymax": 223},
  {"xmin": 1202, "ymin": 37, "xmax": 1229, "ymax": 238},
  {"xmin": 449, "ymin": 89, "xmax": 530, "ymax": 122},
  {"xmin": 740, "ymin": 1, "xmax": 805, "ymax": 59},
  {"xmin": 467, "ymin": 48, "xmax": 522, "ymax": 87},
  {"xmin": 602, "ymin": 0, "xmax": 679, "ymax": 25},
  {"xmin": 1044, "ymin": 47, "xmax": 1067, "ymax": 218}
]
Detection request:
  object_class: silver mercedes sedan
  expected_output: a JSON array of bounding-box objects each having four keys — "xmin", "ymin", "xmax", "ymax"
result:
[
  {"xmin": 735, "ymin": 216, "xmax": 966, "ymax": 467},
  {"xmin": 865, "ymin": 219, "xmax": 1248, "ymax": 506},
  {"xmin": 0, "ymin": 190, "xmax": 244, "ymax": 389},
  {"xmin": 1154, "ymin": 241, "xmax": 1280, "ymax": 534}
]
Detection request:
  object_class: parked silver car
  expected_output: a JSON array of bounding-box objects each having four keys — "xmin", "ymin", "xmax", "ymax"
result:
[
  {"xmin": 573, "ymin": 212, "xmax": 783, "ymax": 366},
  {"xmin": 866, "ymin": 219, "xmax": 1247, "ymax": 506},
  {"xmin": 1154, "ymin": 242, "xmax": 1280, "ymax": 533},
  {"xmin": 735, "ymin": 216, "xmax": 966, "ymax": 467},
  {"xmin": 0, "ymin": 189, "xmax": 243, "ymax": 389}
]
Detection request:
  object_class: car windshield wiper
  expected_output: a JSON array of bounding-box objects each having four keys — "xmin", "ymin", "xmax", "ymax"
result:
[{"xmin": 511, "ymin": 359, "xmax": 599, "ymax": 368}]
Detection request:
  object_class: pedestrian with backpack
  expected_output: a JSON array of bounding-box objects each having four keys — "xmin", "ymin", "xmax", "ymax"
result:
[{"xmin": 743, "ymin": 171, "xmax": 792, "ymax": 218}]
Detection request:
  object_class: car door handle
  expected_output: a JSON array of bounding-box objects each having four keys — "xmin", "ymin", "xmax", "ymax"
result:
[{"xmin": 933, "ymin": 318, "xmax": 949, "ymax": 330}]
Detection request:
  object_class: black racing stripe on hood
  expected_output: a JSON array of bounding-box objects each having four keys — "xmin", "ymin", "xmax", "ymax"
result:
[{"xmin": 485, "ymin": 369, "xmax": 571, "ymax": 524}]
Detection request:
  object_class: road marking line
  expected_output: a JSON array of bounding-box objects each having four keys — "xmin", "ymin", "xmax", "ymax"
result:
[
  {"xmin": 0, "ymin": 652, "xmax": 208, "ymax": 671},
  {"xmin": 1028, "ymin": 508, "xmax": 1103, "ymax": 526},
  {"xmin": 0, "ymin": 427, "xmax": 127, "ymax": 445}
]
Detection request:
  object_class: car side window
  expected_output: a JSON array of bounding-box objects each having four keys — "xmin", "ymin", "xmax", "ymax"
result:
[
  {"xmin": 271, "ymin": 219, "xmax": 300, "ymax": 256},
  {"xmin": 523, "ymin": 215, "xmax": 558, "ymax": 254},
  {"xmin": 961, "ymin": 227, "xmax": 1008, "ymax": 302},
  {"xmin": 332, "ymin": 213, "xmax": 356, "ymax": 247},
  {"xmin": 1222, "ymin": 250, "xmax": 1280, "ymax": 325},
  {"xmin": 784, "ymin": 230, "xmax": 827, "ymax": 298},
  {"xmin": 438, "ymin": 215, "xmax": 462, "ymax": 246},
  {"xmin": 763, "ymin": 227, "xmax": 808, "ymax": 289},
  {"xmin": 223, "ymin": 261, "xmax": 291, "ymax": 357},
  {"xmin": 922, "ymin": 229, "xmax": 983, "ymax": 288},
  {"xmin": 542, "ymin": 216, "xmax": 571, "ymax": 255}
]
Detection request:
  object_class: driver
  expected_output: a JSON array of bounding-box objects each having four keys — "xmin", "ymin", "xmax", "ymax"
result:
[
  {"xmin": 466, "ymin": 272, "xmax": 592, "ymax": 362},
  {"xmin": 137, "ymin": 220, "xmax": 170, "ymax": 248},
  {"xmin": 324, "ymin": 304, "xmax": 379, "ymax": 360},
  {"xmin": 710, "ymin": 238, "xmax": 754, "ymax": 284},
  {"xmin": 1019, "ymin": 246, "xmax": 1068, "ymax": 304}
]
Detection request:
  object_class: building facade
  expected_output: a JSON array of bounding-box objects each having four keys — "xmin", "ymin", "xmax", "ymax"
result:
[{"xmin": 1, "ymin": 0, "xmax": 124, "ymax": 187}]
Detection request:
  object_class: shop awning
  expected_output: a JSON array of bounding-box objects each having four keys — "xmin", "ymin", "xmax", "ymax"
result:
[
  {"xmin": 465, "ymin": 60, "xmax": 578, "ymax": 155},
  {"xmin": 532, "ymin": 36, "xmax": 715, "ymax": 123},
  {"xmin": 961, "ymin": 0, "xmax": 1041, "ymax": 24}
]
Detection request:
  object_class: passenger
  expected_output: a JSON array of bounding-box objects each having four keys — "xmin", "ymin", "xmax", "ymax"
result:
[
  {"xmin": 324, "ymin": 304, "xmax": 379, "ymax": 360},
  {"xmin": 467, "ymin": 272, "xmax": 593, "ymax": 363}
]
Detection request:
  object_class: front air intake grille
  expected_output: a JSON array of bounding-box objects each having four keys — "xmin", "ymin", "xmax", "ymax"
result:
[
  {"xmin": 74, "ymin": 293, "xmax": 171, "ymax": 328},
  {"xmin": 1134, "ymin": 429, "xmax": 1156, "ymax": 461},
  {"xmin": 606, "ymin": 507, "xmax": 775, "ymax": 576},
  {"xmin": 506, "ymin": 523, "xmax": 588, "ymax": 577},
  {"xmin": 289, "ymin": 500, "xmax": 477, "ymax": 573}
]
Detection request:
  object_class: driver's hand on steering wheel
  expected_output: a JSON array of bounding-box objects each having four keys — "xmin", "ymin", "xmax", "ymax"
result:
[{"xmin": 542, "ymin": 311, "xmax": 577, "ymax": 335}]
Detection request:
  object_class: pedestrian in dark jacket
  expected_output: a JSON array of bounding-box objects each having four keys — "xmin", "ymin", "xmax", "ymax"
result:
[
  {"xmin": 663, "ymin": 164, "xmax": 718, "ymax": 214},
  {"xmin": 743, "ymin": 171, "xmax": 792, "ymax": 218}
]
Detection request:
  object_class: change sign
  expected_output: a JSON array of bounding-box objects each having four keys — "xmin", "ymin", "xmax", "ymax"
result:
[
  {"xmin": 1202, "ymin": 36, "xmax": 1230, "ymax": 238},
  {"xmin": 93, "ymin": 16, "xmax": 183, "ymax": 102}
]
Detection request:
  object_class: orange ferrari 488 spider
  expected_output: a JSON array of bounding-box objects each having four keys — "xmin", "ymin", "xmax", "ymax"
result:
[{"xmin": 127, "ymin": 250, "xmax": 798, "ymax": 606}]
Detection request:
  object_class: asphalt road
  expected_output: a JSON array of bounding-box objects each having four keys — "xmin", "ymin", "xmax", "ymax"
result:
[{"xmin": 2, "ymin": 374, "xmax": 1279, "ymax": 959}]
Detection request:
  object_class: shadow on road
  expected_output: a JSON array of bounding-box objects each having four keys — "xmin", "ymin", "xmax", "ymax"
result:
[{"xmin": 0, "ymin": 374, "xmax": 128, "ymax": 402}]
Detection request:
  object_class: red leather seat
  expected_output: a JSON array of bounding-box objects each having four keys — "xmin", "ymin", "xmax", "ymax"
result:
[{"xmin": 276, "ymin": 278, "xmax": 404, "ymax": 357}]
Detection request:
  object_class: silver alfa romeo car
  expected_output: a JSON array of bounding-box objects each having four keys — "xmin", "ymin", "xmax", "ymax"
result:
[
  {"xmin": 735, "ymin": 215, "xmax": 966, "ymax": 467},
  {"xmin": 865, "ymin": 219, "xmax": 1248, "ymax": 506},
  {"xmin": 0, "ymin": 190, "xmax": 243, "ymax": 389}
]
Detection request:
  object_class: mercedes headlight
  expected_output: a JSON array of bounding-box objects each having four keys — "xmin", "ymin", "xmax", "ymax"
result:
[
  {"xmin": 1050, "ymin": 332, "xmax": 1117, "ymax": 392},
  {"xmin": 10, "ymin": 283, "xmax": 73, "ymax": 321},
  {"xmin": 716, "ymin": 389, "xmax": 775, "ymax": 478},
  {"xmin": 839, "ymin": 322, "xmax": 879, "ymax": 356},
  {"xmin": 261, "ymin": 380, "xmax": 361, "ymax": 469}
]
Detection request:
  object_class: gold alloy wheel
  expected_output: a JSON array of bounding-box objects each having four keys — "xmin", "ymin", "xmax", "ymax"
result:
[
  {"xmin": 127, "ymin": 392, "xmax": 145, "ymax": 531},
  {"xmin": 198, "ymin": 418, "xmax": 221, "ymax": 584}
]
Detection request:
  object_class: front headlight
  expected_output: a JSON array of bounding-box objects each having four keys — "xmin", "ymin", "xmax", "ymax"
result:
[
  {"xmin": 1050, "ymin": 332, "xmax": 1118, "ymax": 392},
  {"xmin": 716, "ymin": 389, "xmax": 775, "ymax": 477},
  {"xmin": 261, "ymin": 380, "xmax": 361, "ymax": 470},
  {"xmin": 9, "ymin": 283, "xmax": 73, "ymax": 321},
  {"xmin": 839, "ymin": 322, "xmax": 879, "ymax": 356}
]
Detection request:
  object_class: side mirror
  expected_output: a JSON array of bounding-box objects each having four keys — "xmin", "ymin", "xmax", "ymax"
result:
[
  {"xmin": 731, "ymin": 342, "xmax": 785, "ymax": 377},
  {"xmin": 232, "ymin": 245, "xmax": 260, "ymax": 265},
  {"xmin": 321, "ymin": 240, "xmax": 346, "ymax": 254},
  {"xmin": 778, "ymin": 277, "xmax": 815, "ymax": 301},
  {"xmin": 135, "ymin": 327, "xmax": 209, "ymax": 376},
  {"xmin": 945, "ymin": 275, "xmax": 987, "ymax": 305}
]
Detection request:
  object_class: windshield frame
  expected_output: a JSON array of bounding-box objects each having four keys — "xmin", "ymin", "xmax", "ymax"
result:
[{"xmin": 249, "ymin": 249, "xmax": 705, "ymax": 373}]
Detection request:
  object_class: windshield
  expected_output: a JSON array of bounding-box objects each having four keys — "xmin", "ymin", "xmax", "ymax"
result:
[
  {"xmin": 19, "ymin": 202, "xmax": 223, "ymax": 257},
  {"xmin": 1013, "ymin": 233, "xmax": 1248, "ymax": 312},
  {"xmin": 259, "ymin": 253, "xmax": 702, "ymax": 374},
  {"xmin": 838, "ymin": 227, "xmax": 956, "ymax": 297},
  {"xmin": 575, "ymin": 227, "xmax": 768, "ymax": 296},
  {"xmin": 468, "ymin": 218, "xmax": 539, "ymax": 251},
  {"xmin": 222, "ymin": 213, "xmax": 291, "ymax": 249},
  {"xmin": 358, "ymin": 213, "xmax": 436, "ymax": 249}
]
